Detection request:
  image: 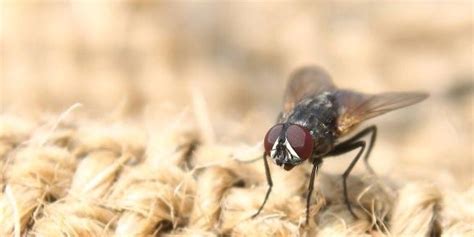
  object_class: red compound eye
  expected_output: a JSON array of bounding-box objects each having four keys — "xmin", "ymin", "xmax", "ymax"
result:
[
  {"xmin": 264, "ymin": 123, "xmax": 283, "ymax": 155},
  {"xmin": 286, "ymin": 124, "xmax": 314, "ymax": 161}
]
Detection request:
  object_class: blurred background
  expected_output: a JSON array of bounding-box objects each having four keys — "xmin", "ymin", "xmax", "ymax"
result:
[{"xmin": 1, "ymin": 1, "xmax": 472, "ymax": 190}]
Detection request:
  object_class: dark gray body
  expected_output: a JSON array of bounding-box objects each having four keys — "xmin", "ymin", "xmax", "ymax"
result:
[{"xmin": 278, "ymin": 91, "xmax": 339, "ymax": 159}]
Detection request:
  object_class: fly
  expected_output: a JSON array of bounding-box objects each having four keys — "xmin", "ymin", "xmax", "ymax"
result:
[{"xmin": 252, "ymin": 65, "xmax": 428, "ymax": 224}]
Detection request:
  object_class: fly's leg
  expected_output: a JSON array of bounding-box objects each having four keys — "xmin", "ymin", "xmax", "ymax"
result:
[
  {"xmin": 336, "ymin": 126, "xmax": 377, "ymax": 175},
  {"xmin": 305, "ymin": 159, "xmax": 321, "ymax": 224},
  {"xmin": 327, "ymin": 141, "xmax": 366, "ymax": 218},
  {"xmin": 252, "ymin": 152, "xmax": 273, "ymax": 218}
]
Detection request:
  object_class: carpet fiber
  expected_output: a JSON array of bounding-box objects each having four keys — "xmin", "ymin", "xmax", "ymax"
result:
[{"xmin": 1, "ymin": 1, "xmax": 472, "ymax": 236}]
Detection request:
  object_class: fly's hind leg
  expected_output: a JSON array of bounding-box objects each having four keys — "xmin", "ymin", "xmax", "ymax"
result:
[
  {"xmin": 327, "ymin": 141, "xmax": 366, "ymax": 218},
  {"xmin": 336, "ymin": 126, "xmax": 377, "ymax": 175}
]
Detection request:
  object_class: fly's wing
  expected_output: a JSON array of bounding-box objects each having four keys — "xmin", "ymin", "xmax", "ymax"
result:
[
  {"xmin": 283, "ymin": 66, "xmax": 336, "ymax": 113},
  {"xmin": 335, "ymin": 90, "xmax": 428, "ymax": 135}
]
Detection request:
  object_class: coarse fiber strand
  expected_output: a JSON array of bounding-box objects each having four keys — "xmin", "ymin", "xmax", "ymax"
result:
[{"xmin": 0, "ymin": 110, "xmax": 472, "ymax": 237}]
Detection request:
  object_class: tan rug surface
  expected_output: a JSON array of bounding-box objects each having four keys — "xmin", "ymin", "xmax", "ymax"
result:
[{"xmin": 1, "ymin": 1, "xmax": 472, "ymax": 236}]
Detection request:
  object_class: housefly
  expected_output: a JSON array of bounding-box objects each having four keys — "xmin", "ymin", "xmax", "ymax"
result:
[{"xmin": 253, "ymin": 66, "xmax": 428, "ymax": 223}]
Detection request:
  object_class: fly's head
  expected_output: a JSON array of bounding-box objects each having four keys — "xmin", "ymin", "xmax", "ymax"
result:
[{"xmin": 264, "ymin": 123, "xmax": 314, "ymax": 170}]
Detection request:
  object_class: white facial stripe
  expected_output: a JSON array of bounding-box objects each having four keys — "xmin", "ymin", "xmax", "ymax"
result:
[
  {"xmin": 284, "ymin": 138, "xmax": 300, "ymax": 160},
  {"xmin": 270, "ymin": 139, "xmax": 278, "ymax": 159},
  {"xmin": 269, "ymin": 137, "xmax": 302, "ymax": 167}
]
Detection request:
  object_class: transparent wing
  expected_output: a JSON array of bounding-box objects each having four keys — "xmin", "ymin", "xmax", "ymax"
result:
[
  {"xmin": 283, "ymin": 66, "xmax": 336, "ymax": 113},
  {"xmin": 335, "ymin": 90, "xmax": 429, "ymax": 135}
]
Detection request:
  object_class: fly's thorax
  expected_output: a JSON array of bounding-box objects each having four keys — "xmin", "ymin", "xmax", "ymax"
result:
[
  {"xmin": 309, "ymin": 122, "xmax": 337, "ymax": 156},
  {"xmin": 281, "ymin": 92, "xmax": 339, "ymax": 157}
]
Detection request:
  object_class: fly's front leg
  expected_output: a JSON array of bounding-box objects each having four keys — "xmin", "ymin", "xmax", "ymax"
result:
[
  {"xmin": 327, "ymin": 141, "xmax": 366, "ymax": 218},
  {"xmin": 305, "ymin": 158, "xmax": 321, "ymax": 224},
  {"xmin": 252, "ymin": 152, "xmax": 273, "ymax": 218}
]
